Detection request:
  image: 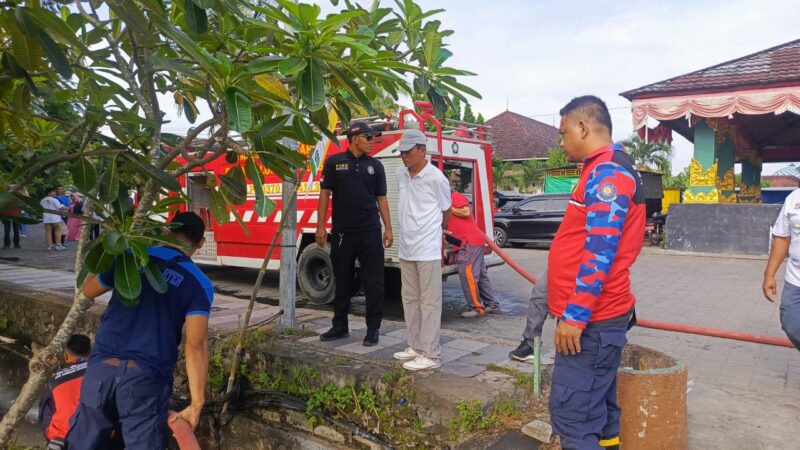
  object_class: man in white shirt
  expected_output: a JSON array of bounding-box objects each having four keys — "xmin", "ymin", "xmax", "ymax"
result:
[
  {"xmin": 392, "ymin": 129, "xmax": 452, "ymax": 371},
  {"xmin": 40, "ymin": 187, "xmax": 68, "ymax": 251},
  {"xmin": 763, "ymin": 189, "xmax": 800, "ymax": 351}
]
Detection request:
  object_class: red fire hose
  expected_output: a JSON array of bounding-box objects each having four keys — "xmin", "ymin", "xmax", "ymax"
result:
[{"xmin": 483, "ymin": 235, "xmax": 795, "ymax": 349}]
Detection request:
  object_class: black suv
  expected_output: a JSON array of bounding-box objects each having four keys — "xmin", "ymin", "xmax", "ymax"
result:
[{"xmin": 493, "ymin": 193, "xmax": 570, "ymax": 247}]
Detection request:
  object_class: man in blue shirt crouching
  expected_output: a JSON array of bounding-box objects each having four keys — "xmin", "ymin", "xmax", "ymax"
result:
[{"xmin": 68, "ymin": 212, "xmax": 212, "ymax": 449}]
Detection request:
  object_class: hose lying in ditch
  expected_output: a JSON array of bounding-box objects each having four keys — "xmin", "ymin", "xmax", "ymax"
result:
[
  {"xmin": 171, "ymin": 376, "xmax": 394, "ymax": 450},
  {"xmin": 483, "ymin": 234, "xmax": 795, "ymax": 348}
]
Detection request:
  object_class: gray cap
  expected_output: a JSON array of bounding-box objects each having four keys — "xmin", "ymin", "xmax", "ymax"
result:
[{"xmin": 393, "ymin": 129, "xmax": 428, "ymax": 153}]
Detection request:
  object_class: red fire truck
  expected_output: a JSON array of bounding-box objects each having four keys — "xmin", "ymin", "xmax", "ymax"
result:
[{"xmin": 178, "ymin": 102, "xmax": 502, "ymax": 303}]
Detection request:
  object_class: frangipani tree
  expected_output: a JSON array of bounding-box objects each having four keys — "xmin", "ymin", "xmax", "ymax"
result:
[{"xmin": 0, "ymin": 0, "xmax": 480, "ymax": 443}]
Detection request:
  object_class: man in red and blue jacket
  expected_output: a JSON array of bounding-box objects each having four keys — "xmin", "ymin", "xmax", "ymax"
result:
[{"xmin": 547, "ymin": 96, "xmax": 645, "ymax": 450}]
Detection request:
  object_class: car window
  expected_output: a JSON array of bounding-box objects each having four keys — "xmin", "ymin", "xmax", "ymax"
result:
[
  {"xmin": 518, "ymin": 199, "xmax": 548, "ymax": 212},
  {"xmin": 548, "ymin": 198, "xmax": 569, "ymax": 211}
]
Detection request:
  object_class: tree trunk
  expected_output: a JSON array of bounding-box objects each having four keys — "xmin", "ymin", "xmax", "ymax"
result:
[{"xmin": 0, "ymin": 214, "xmax": 94, "ymax": 446}]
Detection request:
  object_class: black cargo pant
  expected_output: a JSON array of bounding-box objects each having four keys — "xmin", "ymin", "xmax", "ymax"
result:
[{"xmin": 330, "ymin": 228, "xmax": 384, "ymax": 331}]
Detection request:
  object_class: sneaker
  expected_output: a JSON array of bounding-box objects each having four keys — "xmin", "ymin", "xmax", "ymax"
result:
[
  {"xmin": 363, "ymin": 329, "xmax": 379, "ymax": 347},
  {"xmin": 319, "ymin": 326, "xmax": 349, "ymax": 341},
  {"xmin": 1, "ymin": 246, "xmax": 8, "ymax": 250},
  {"xmin": 402, "ymin": 355, "xmax": 441, "ymax": 371},
  {"xmin": 54, "ymin": 245, "xmax": 67, "ymax": 251},
  {"xmin": 393, "ymin": 347, "xmax": 421, "ymax": 361},
  {"xmin": 509, "ymin": 340, "xmax": 535, "ymax": 362},
  {"xmin": 461, "ymin": 310, "xmax": 481, "ymax": 318},
  {"xmin": 486, "ymin": 305, "xmax": 500, "ymax": 314},
  {"xmin": 13, "ymin": 245, "xmax": 21, "ymax": 249},
  {"xmin": 45, "ymin": 246, "xmax": 54, "ymax": 251}
]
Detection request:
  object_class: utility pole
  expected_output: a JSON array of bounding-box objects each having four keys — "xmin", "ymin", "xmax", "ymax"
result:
[{"xmin": 278, "ymin": 142, "xmax": 299, "ymax": 330}]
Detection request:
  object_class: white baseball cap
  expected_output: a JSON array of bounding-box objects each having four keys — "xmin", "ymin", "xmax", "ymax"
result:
[{"xmin": 393, "ymin": 129, "xmax": 428, "ymax": 153}]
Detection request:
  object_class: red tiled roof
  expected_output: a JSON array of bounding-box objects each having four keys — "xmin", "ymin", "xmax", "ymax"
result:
[
  {"xmin": 620, "ymin": 39, "xmax": 800, "ymax": 100},
  {"xmin": 485, "ymin": 111, "xmax": 560, "ymax": 160}
]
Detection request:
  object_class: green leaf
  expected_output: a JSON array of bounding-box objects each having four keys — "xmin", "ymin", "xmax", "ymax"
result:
[
  {"xmin": 244, "ymin": 156, "xmax": 265, "ymax": 198},
  {"xmin": 123, "ymin": 154, "xmax": 182, "ymax": 192},
  {"xmin": 111, "ymin": 185, "xmax": 133, "ymax": 222},
  {"xmin": 440, "ymin": 77, "xmax": 482, "ymax": 100},
  {"xmin": 192, "ymin": 0, "xmax": 215, "ymax": 8},
  {"xmin": 103, "ymin": 231, "xmax": 128, "ymax": 255},
  {"xmin": 150, "ymin": 15, "xmax": 220, "ymax": 78},
  {"xmin": 12, "ymin": 192, "xmax": 43, "ymax": 215},
  {"xmin": 386, "ymin": 29, "xmax": 404, "ymax": 46},
  {"xmin": 255, "ymin": 196, "xmax": 276, "ymax": 218},
  {"xmin": 184, "ymin": 0, "xmax": 209, "ymax": 34},
  {"xmin": 256, "ymin": 114, "xmax": 290, "ymax": 139},
  {"xmin": 151, "ymin": 196, "xmax": 187, "ymax": 214},
  {"xmin": 220, "ymin": 166, "xmax": 247, "ymax": 205},
  {"xmin": 85, "ymin": 240, "xmax": 115, "ymax": 274},
  {"xmin": 292, "ymin": 115, "xmax": 316, "ymax": 144},
  {"xmin": 422, "ymin": 27, "xmax": 442, "ymax": 68},
  {"xmin": 299, "ymin": 60, "xmax": 325, "ymax": 111},
  {"xmin": 148, "ymin": 55, "xmax": 201, "ymax": 80},
  {"xmin": 129, "ymin": 240, "xmax": 150, "ymax": 266},
  {"xmin": 99, "ymin": 157, "xmax": 120, "ymax": 203},
  {"xmin": 225, "ymin": 87, "xmax": 253, "ymax": 132},
  {"xmin": 245, "ymin": 56, "xmax": 282, "ymax": 74},
  {"xmin": 115, "ymin": 252, "xmax": 142, "ymax": 305},
  {"xmin": 278, "ymin": 57, "xmax": 307, "ymax": 76},
  {"xmin": 71, "ymin": 158, "xmax": 96, "ymax": 192},
  {"xmin": 9, "ymin": 19, "xmax": 42, "ymax": 72},
  {"xmin": 330, "ymin": 35, "xmax": 378, "ymax": 57},
  {"xmin": 220, "ymin": 188, "xmax": 250, "ymax": 235},
  {"xmin": 143, "ymin": 259, "xmax": 168, "ymax": 294},
  {"xmin": 15, "ymin": 8, "xmax": 72, "ymax": 79},
  {"xmin": 23, "ymin": 7, "xmax": 87, "ymax": 53},
  {"xmin": 208, "ymin": 188, "xmax": 230, "ymax": 224},
  {"xmin": 183, "ymin": 97, "xmax": 198, "ymax": 124}
]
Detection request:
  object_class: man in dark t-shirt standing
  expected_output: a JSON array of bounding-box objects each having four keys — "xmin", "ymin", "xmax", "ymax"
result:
[
  {"xmin": 68, "ymin": 212, "xmax": 212, "ymax": 450},
  {"xmin": 316, "ymin": 121, "xmax": 393, "ymax": 346}
]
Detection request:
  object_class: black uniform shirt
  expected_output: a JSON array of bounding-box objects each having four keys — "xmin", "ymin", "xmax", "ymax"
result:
[{"xmin": 320, "ymin": 150, "xmax": 387, "ymax": 233}]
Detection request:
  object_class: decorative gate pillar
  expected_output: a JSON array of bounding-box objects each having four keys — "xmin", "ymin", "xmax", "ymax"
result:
[
  {"xmin": 739, "ymin": 157, "xmax": 762, "ymax": 203},
  {"xmin": 684, "ymin": 120, "xmax": 719, "ymax": 203},
  {"xmin": 715, "ymin": 126, "xmax": 737, "ymax": 203}
]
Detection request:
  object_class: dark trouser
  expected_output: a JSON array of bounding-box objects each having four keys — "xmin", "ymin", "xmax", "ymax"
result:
[
  {"xmin": 549, "ymin": 312, "xmax": 635, "ymax": 450},
  {"xmin": 67, "ymin": 360, "xmax": 171, "ymax": 450},
  {"xmin": 330, "ymin": 229, "xmax": 384, "ymax": 331},
  {"xmin": 457, "ymin": 245, "xmax": 499, "ymax": 312},
  {"xmin": 90, "ymin": 224, "xmax": 101, "ymax": 240},
  {"xmin": 780, "ymin": 281, "xmax": 800, "ymax": 351},
  {"xmin": 2, "ymin": 220, "xmax": 20, "ymax": 248},
  {"xmin": 522, "ymin": 270, "xmax": 549, "ymax": 346}
]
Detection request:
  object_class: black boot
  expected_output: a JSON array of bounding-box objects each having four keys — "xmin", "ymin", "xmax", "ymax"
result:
[{"xmin": 363, "ymin": 329, "xmax": 379, "ymax": 346}]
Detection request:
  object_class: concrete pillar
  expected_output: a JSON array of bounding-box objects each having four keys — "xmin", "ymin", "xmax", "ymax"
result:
[
  {"xmin": 739, "ymin": 158, "xmax": 762, "ymax": 203},
  {"xmin": 684, "ymin": 120, "xmax": 719, "ymax": 203}
]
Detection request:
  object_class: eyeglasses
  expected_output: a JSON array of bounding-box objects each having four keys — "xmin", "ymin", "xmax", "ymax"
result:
[{"xmin": 360, "ymin": 134, "xmax": 374, "ymax": 141}]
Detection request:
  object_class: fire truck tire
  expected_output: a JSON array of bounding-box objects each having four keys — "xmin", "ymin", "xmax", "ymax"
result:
[{"xmin": 298, "ymin": 243, "xmax": 335, "ymax": 305}]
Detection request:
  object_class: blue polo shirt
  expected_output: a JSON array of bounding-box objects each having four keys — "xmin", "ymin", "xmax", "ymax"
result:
[{"xmin": 90, "ymin": 246, "xmax": 213, "ymax": 382}]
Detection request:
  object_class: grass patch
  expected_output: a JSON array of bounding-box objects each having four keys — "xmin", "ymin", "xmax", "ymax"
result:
[{"xmin": 485, "ymin": 363, "xmax": 536, "ymax": 392}]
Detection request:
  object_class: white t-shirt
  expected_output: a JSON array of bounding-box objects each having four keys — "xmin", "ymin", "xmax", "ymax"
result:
[
  {"xmin": 40, "ymin": 196, "xmax": 64, "ymax": 224},
  {"xmin": 773, "ymin": 188, "xmax": 800, "ymax": 286},
  {"xmin": 396, "ymin": 162, "xmax": 452, "ymax": 261}
]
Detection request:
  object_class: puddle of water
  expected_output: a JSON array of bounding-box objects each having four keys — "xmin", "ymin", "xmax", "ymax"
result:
[{"xmin": 0, "ymin": 349, "xmax": 46, "ymax": 446}]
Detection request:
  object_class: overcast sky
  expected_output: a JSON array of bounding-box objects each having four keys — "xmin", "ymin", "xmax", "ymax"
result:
[
  {"xmin": 162, "ymin": 0, "xmax": 800, "ymax": 175},
  {"xmin": 415, "ymin": 0, "xmax": 800, "ymax": 174}
]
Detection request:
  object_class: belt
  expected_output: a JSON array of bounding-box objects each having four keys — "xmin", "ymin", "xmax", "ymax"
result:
[{"xmin": 102, "ymin": 358, "xmax": 138, "ymax": 368}]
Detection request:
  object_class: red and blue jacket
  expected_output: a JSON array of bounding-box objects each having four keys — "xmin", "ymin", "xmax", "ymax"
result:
[
  {"xmin": 38, "ymin": 359, "xmax": 87, "ymax": 441},
  {"xmin": 548, "ymin": 144, "xmax": 645, "ymax": 329}
]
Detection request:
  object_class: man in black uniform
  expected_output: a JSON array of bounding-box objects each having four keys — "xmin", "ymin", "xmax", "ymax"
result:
[{"xmin": 316, "ymin": 121, "xmax": 393, "ymax": 346}]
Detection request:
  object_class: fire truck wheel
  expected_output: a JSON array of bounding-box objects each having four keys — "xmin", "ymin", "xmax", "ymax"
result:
[
  {"xmin": 493, "ymin": 227, "xmax": 508, "ymax": 248},
  {"xmin": 298, "ymin": 243, "xmax": 335, "ymax": 305}
]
